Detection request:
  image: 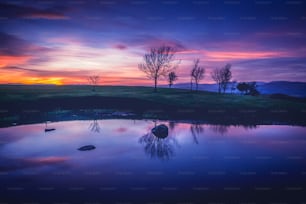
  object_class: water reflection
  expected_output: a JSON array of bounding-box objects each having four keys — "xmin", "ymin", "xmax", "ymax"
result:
[
  {"xmin": 209, "ymin": 124, "xmax": 229, "ymax": 135},
  {"xmin": 209, "ymin": 124, "xmax": 259, "ymax": 135},
  {"xmin": 44, "ymin": 121, "xmax": 56, "ymax": 132},
  {"xmin": 139, "ymin": 124, "xmax": 179, "ymax": 161},
  {"xmin": 0, "ymin": 120, "xmax": 305, "ymax": 204},
  {"xmin": 190, "ymin": 123, "xmax": 204, "ymax": 144},
  {"xmin": 168, "ymin": 121, "xmax": 177, "ymax": 131},
  {"xmin": 89, "ymin": 119, "xmax": 101, "ymax": 133},
  {"xmin": 242, "ymin": 124, "xmax": 258, "ymax": 130}
]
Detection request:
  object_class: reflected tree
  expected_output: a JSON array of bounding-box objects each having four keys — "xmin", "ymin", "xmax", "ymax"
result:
[
  {"xmin": 168, "ymin": 121, "xmax": 177, "ymax": 131},
  {"xmin": 210, "ymin": 125, "xmax": 229, "ymax": 135},
  {"xmin": 139, "ymin": 125, "xmax": 179, "ymax": 161},
  {"xmin": 190, "ymin": 123, "xmax": 204, "ymax": 144},
  {"xmin": 242, "ymin": 124, "xmax": 258, "ymax": 130},
  {"xmin": 89, "ymin": 119, "xmax": 101, "ymax": 133}
]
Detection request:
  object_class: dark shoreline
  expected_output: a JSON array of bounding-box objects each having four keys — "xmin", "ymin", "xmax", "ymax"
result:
[{"xmin": 1, "ymin": 96, "xmax": 305, "ymax": 127}]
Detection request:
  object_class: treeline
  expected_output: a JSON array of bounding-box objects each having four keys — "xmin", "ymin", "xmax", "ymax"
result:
[
  {"xmin": 87, "ymin": 45, "xmax": 259, "ymax": 95},
  {"xmin": 137, "ymin": 45, "xmax": 260, "ymax": 95}
]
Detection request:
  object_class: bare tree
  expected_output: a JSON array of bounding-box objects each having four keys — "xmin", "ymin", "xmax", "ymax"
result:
[
  {"xmin": 211, "ymin": 68, "xmax": 222, "ymax": 93},
  {"xmin": 191, "ymin": 59, "xmax": 205, "ymax": 91},
  {"xmin": 168, "ymin": 71, "xmax": 178, "ymax": 88},
  {"xmin": 88, "ymin": 75, "xmax": 100, "ymax": 92},
  {"xmin": 220, "ymin": 64, "xmax": 232, "ymax": 93},
  {"xmin": 138, "ymin": 46, "xmax": 180, "ymax": 92},
  {"xmin": 211, "ymin": 64, "xmax": 232, "ymax": 94}
]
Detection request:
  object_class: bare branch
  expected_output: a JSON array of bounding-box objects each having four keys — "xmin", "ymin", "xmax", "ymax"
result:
[
  {"xmin": 168, "ymin": 71, "xmax": 178, "ymax": 88},
  {"xmin": 87, "ymin": 75, "xmax": 100, "ymax": 92},
  {"xmin": 138, "ymin": 45, "xmax": 180, "ymax": 92},
  {"xmin": 211, "ymin": 64, "xmax": 232, "ymax": 94},
  {"xmin": 191, "ymin": 59, "xmax": 205, "ymax": 91}
]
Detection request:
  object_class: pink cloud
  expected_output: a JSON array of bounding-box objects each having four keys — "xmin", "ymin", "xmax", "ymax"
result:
[
  {"xmin": 113, "ymin": 44, "xmax": 127, "ymax": 50},
  {"xmin": 177, "ymin": 49, "xmax": 289, "ymax": 61},
  {"xmin": 0, "ymin": 55, "xmax": 32, "ymax": 67},
  {"xmin": 22, "ymin": 12, "xmax": 69, "ymax": 20}
]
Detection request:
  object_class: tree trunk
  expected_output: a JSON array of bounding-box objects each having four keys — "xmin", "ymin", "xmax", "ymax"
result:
[
  {"xmin": 196, "ymin": 82, "xmax": 198, "ymax": 91},
  {"xmin": 190, "ymin": 80, "xmax": 193, "ymax": 91},
  {"xmin": 154, "ymin": 77, "xmax": 157, "ymax": 92}
]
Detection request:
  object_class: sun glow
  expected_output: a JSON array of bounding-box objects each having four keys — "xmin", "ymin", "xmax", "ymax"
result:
[{"xmin": 21, "ymin": 77, "xmax": 64, "ymax": 85}]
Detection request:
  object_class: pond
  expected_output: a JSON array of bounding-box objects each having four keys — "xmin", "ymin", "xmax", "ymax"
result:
[{"xmin": 1, "ymin": 119, "xmax": 306, "ymax": 203}]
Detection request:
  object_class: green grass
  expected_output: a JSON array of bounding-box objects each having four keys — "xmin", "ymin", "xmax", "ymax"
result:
[{"xmin": 0, "ymin": 84, "xmax": 305, "ymax": 111}]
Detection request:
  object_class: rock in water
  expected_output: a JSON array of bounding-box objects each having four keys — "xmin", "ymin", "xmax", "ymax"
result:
[
  {"xmin": 151, "ymin": 124, "xmax": 168, "ymax": 138},
  {"xmin": 45, "ymin": 128, "xmax": 55, "ymax": 132},
  {"xmin": 78, "ymin": 145, "xmax": 96, "ymax": 151}
]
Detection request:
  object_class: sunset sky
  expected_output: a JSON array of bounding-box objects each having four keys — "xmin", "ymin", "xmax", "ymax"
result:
[{"xmin": 0, "ymin": 0, "xmax": 306, "ymax": 85}]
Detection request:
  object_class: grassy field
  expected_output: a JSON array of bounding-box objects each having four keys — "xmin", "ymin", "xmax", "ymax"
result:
[
  {"xmin": 0, "ymin": 85, "xmax": 305, "ymax": 111},
  {"xmin": 0, "ymin": 85, "xmax": 305, "ymax": 126}
]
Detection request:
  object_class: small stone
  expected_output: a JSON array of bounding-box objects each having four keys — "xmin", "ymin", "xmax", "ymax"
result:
[
  {"xmin": 151, "ymin": 124, "xmax": 168, "ymax": 138},
  {"xmin": 78, "ymin": 145, "xmax": 96, "ymax": 151}
]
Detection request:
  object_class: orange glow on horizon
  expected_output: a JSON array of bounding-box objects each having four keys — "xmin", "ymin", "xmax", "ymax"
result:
[
  {"xmin": 0, "ymin": 47, "xmax": 297, "ymax": 85},
  {"xmin": 0, "ymin": 73, "xmax": 150, "ymax": 86},
  {"xmin": 21, "ymin": 77, "xmax": 64, "ymax": 85}
]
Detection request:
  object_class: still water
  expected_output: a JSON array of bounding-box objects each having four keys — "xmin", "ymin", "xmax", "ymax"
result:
[{"xmin": 0, "ymin": 119, "xmax": 306, "ymax": 203}]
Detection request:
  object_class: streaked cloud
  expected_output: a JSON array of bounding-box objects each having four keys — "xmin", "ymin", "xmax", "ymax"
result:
[
  {"xmin": 0, "ymin": 2, "xmax": 68, "ymax": 20},
  {"xmin": 0, "ymin": 1, "xmax": 305, "ymax": 85}
]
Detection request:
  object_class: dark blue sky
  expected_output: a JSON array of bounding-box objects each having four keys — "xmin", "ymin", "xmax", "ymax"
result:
[{"xmin": 0, "ymin": 0, "xmax": 306, "ymax": 84}]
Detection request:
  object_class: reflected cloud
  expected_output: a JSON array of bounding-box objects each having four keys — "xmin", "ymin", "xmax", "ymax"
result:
[
  {"xmin": 0, "ymin": 156, "xmax": 69, "ymax": 172},
  {"xmin": 115, "ymin": 127, "xmax": 127, "ymax": 133}
]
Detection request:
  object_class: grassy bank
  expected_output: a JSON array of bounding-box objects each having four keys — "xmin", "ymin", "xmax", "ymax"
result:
[
  {"xmin": 1, "ymin": 85, "xmax": 306, "ymax": 110},
  {"xmin": 0, "ymin": 85, "xmax": 305, "ymax": 126}
]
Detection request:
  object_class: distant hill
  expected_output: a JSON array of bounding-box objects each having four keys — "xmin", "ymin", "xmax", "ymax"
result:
[
  {"xmin": 257, "ymin": 81, "xmax": 306, "ymax": 97},
  {"xmin": 162, "ymin": 81, "xmax": 306, "ymax": 97}
]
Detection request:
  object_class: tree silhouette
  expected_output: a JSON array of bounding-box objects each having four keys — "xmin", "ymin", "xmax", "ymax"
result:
[
  {"xmin": 211, "ymin": 64, "xmax": 232, "ymax": 94},
  {"xmin": 88, "ymin": 75, "xmax": 100, "ymax": 92},
  {"xmin": 168, "ymin": 71, "xmax": 178, "ymax": 88},
  {"xmin": 237, "ymin": 82, "xmax": 260, "ymax": 96},
  {"xmin": 191, "ymin": 59, "xmax": 205, "ymax": 91},
  {"xmin": 211, "ymin": 68, "xmax": 223, "ymax": 93},
  {"xmin": 138, "ymin": 46, "xmax": 180, "ymax": 92},
  {"xmin": 220, "ymin": 64, "xmax": 232, "ymax": 93},
  {"xmin": 237, "ymin": 82, "xmax": 248, "ymax": 94}
]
